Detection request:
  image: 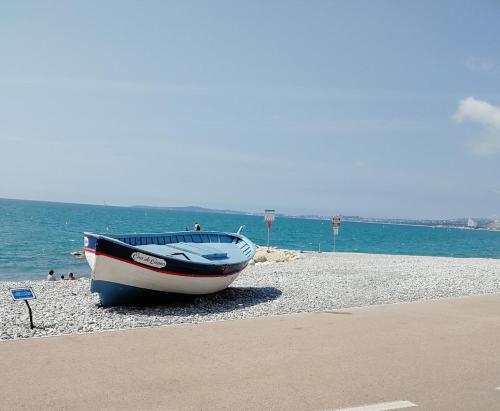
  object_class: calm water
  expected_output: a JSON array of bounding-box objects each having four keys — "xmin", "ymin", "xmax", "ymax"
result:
[{"xmin": 1, "ymin": 198, "xmax": 500, "ymax": 281}]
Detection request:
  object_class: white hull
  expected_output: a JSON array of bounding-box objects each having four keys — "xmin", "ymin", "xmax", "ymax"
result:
[{"xmin": 88, "ymin": 251, "xmax": 241, "ymax": 295}]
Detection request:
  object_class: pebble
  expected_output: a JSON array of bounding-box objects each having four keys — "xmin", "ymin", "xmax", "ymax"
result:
[{"xmin": 1, "ymin": 252, "xmax": 500, "ymax": 341}]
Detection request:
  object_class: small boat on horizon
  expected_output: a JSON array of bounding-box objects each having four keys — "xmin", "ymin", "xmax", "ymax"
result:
[
  {"xmin": 467, "ymin": 218, "xmax": 478, "ymax": 229},
  {"xmin": 83, "ymin": 229, "xmax": 256, "ymax": 306}
]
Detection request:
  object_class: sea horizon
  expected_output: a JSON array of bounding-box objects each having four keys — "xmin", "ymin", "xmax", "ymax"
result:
[{"xmin": 0, "ymin": 196, "xmax": 495, "ymax": 227}]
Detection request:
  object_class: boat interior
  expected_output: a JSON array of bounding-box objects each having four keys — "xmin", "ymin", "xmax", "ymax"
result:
[{"xmin": 108, "ymin": 232, "xmax": 254, "ymax": 263}]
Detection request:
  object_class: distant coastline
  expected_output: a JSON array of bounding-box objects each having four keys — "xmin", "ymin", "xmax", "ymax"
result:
[
  {"xmin": 1, "ymin": 196, "xmax": 499, "ymax": 231},
  {"xmin": 131, "ymin": 204, "xmax": 256, "ymax": 216},
  {"xmin": 132, "ymin": 204, "xmax": 500, "ymax": 231}
]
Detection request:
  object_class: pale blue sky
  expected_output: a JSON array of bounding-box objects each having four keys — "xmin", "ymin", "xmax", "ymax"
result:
[{"xmin": 1, "ymin": 0, "xmax": 499, "ymax": 218}]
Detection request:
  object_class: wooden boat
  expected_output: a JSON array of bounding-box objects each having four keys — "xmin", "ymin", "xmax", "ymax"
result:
[{"xmin": 83, "ymin": 229, "xmax": 256, "ymax": 306}]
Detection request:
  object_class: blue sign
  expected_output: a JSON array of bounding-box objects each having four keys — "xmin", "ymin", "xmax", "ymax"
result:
[{"xmin": 10, "ymin": 287, "xmax": 36, "ymax": 301}]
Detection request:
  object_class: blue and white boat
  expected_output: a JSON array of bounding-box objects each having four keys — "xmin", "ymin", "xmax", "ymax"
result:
[{"xmin": 83, "ymin": 229, "xmax": 256, "ymax": 306}]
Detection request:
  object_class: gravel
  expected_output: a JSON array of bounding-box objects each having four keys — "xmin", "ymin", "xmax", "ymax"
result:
[{"xmin": 2, "ymin": 252, "xmax": 500, "ymax": 340}]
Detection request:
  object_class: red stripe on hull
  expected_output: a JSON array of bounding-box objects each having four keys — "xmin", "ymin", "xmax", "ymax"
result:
[{"xmin": 84, "ymin": 248, "xmax": 242, "ymax": 278}]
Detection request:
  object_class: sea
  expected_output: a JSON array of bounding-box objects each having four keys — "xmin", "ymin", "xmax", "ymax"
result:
[{"xmin": 1, "ymin": 198, "xmax": 500, "ymax": 281}]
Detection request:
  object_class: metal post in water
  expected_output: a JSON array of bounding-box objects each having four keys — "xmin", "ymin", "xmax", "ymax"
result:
[
  {"xmin": 264, "ymin": 210, "xmax": 276, "ymax": 251},
  {"xmin": 332, "ymin": 216, "xmax": 341, "ymax": 252}
]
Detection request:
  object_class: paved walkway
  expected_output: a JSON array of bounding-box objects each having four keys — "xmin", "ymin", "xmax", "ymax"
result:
[{"xmin": 2, "ymin": 294, "xmax": 500, "ymax": 410}]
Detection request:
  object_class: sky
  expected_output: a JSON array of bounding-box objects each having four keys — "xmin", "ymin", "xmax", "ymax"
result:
[{"xmin": 1, "ymin": 0, "xmax": 499, "ymax": 219}]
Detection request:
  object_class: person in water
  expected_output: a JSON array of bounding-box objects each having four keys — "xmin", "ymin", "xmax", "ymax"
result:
[
  {"xmin": 194, "ymin": 223, "xmax": 201, "ymax": 231},
  {"xmin": 68, "ymin": 272, "xmax": 76, "ymax": 280},
  {"xmin": 47, "ymin": 270, "xmax": 56, "ymax": 281}
]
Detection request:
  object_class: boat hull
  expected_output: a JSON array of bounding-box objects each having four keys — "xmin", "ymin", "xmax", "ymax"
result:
[
  {"xmin": 88, "ymin": 251, "xmax": 242, "ymax": 306},
  {"xmin": 90, "ymin": 279, "xmax": 240, "ymax": 307},
  {"xmin": 84, "ymin": 231, "xmax": 254, "ymax": 306}
]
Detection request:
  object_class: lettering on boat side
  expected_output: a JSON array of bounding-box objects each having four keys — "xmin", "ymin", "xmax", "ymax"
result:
[{"xmin": 131, "ymin": 252, "xmax": 167, "ymax": 268}]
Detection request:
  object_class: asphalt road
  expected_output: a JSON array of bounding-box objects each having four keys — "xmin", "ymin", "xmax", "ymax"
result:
[{"xmin": 1, "ymin": 293, "xmax": 500, "ymax": 410}]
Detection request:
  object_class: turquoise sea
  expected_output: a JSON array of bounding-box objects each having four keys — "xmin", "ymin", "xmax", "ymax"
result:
[{"xmin": 1, "ymin": 198, "xmax": 500, "ymax": 281}]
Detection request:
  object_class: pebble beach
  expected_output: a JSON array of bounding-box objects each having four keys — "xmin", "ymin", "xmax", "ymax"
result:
[{"xmin": 2, "ymin": 250, "xmax": 500, "ymax": 341}]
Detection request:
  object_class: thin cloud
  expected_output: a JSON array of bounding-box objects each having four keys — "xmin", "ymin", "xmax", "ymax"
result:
[
  {"xmin": 453, "ymin": 97, "xmax": 500, "ymax": 155},
  {"xmin": 0, "ymin": 77, "xmax": 213, "ymax": 95},
  {"xmin": 464, "ymin": 57, "xmax": 496, "ymax": 73},
  {"xmin": 0, "ymin": 76, "xmax": 476, "ymax": 102},
  {"xmin": 286, "ymin": 119, "xmax": 417, "ymax": 134}
]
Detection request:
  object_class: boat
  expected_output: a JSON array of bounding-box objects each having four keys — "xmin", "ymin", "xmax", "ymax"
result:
[
  {"xmin": 83, "ymin": 228, "xmax": 256, "ymax": 306},
  {"xmin": 467, "ymin": 218, "xmax": 478, "ymax": 229}
]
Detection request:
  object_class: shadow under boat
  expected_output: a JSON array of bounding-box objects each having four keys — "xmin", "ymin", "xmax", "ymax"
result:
[{"xmin": 100, "ymin": 286, "xmax": 282, "ymax": 316}]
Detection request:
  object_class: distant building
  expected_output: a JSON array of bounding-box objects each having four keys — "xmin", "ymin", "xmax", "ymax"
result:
[{"xmin": 486, "ymin": 220, "xmax": 500, "ymax": 231}]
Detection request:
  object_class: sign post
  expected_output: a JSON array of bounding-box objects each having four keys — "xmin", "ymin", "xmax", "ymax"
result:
[
  {"xmin": 332, "ymin": 216, "xmax": 341, "ymax": 252},
  {"xmin": 10, "ymin": 287, "xmax": 36, "ymax": 329},
  {"xmin": 264, "ymin": 209, "xmax": 276, "ymax": 250}
]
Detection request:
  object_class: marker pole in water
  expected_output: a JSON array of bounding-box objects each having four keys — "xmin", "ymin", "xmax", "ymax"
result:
[
  {"xmin": 264, "ymin": 210, "xmax": 276, "ymax": 250},
  {"xmin": 332, "ymin": 215, "xmax": 341, "ymax": 252}
]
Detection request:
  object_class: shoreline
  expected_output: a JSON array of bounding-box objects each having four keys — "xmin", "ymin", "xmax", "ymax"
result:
[
  {"xmin": 2, "ymin": 248, "xmax": 500, "ymax": 283},
  {"xmin": 2, "ymin": 250, "xmax": 500, "ymax": 341}
]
